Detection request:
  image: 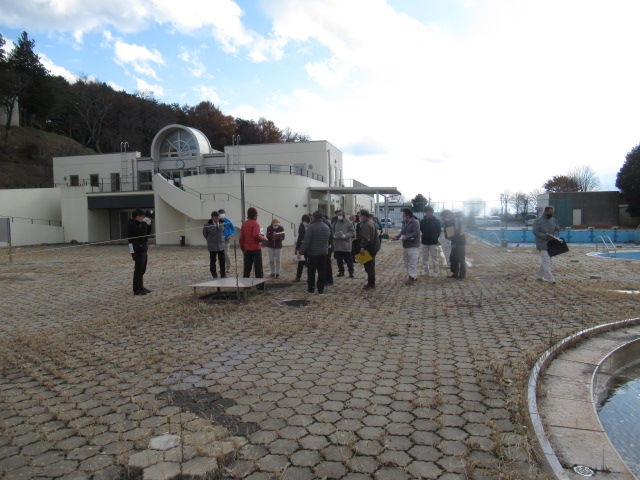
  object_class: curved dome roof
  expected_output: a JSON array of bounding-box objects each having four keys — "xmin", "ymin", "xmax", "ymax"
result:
[{"xmin": 150, "ymin": 124, "xmax": 215, "ymax": 161}]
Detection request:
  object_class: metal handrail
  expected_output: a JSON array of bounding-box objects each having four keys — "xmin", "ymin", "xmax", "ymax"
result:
[
  {"xmin": 595, "ymin": 236, "xmax": 616, "ymax": 256},
  {"xmin": 155, "ymin": 173, "xmax": 298, "ymax": 230}
]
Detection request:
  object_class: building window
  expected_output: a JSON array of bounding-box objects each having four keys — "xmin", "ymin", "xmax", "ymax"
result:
[
  {"xmin": 139, "ymin": 171, "xmax": 152, "ymax": 191},
  {"xmin": 90, "ymin": 174, "xmax": 99, "ymax": 187},
  {"xmin": 206, "ymin": 167, "xmax": 225, "ymax": 174},
  {"xmin": 246, "ymin": 166, "xmax": 255, "ymax": 173},
  {"xmin": 160, "ymin": 130, "xmax": 198, "ymax": 159},
  {"xmin": 69, "ymin": 175, "xmax": 79, "ymax": 186}
]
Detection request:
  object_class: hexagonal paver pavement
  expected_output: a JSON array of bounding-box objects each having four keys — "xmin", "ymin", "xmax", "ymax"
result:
[{"xmin": 1, "ymin": 239, "xmax": 639, "ymax": 478}]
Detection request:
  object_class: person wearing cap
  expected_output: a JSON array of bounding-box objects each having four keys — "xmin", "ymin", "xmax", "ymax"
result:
[
  {"xmin": 357, "ymin": 209, "xmax": 380, "ymax": 290},
  {"xmin": 203, "ymin": 211, "xmax": 226, "ymax": 278},
  {"xmin": 239, "ymin": 207, "xmax": 266, "ymax": 285},
  {"xmin": 127, "ymin": 209, "xmax": 152, "ymax": 295},
  {"xmin": 266, "ymin": 218, "xmax": 285, "ymax": 278},
  {"xmin": 217, "ymin": 209, "xmax": 236, "ymax": 274},
  {"xmin": 393, "ymin": 208, "xmax": 421, "ymax": 285}
]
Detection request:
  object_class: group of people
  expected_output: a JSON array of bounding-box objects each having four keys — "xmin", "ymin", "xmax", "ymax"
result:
[
  {"xmin": 126, "ymin": 205, "xmax": 470, "ymax": 296},
  {"xmin": 294, "ymin": 209, "xmax": 381, "ymax": 294},
  {"xmin": 128, "ymin": 203, "xmax": 563, "ymax": 295},
  {"xmin": 391, "ymin": 207, "xmax": 466, "ymax": 284}
]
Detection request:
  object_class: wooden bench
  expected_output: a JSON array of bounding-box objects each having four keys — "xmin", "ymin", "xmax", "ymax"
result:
[{"xmin": 189, "ymin": 277, "xmax": 267, "ymax": 300}]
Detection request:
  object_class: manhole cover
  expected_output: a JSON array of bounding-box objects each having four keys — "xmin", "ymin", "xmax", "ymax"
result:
[
  {"xmin": 573, "ymin": 465, "xmax": 595, "ymax": 477},
  {"xmin": 280, "ymin": 299, "xmax": 311, "ymax": 307}
]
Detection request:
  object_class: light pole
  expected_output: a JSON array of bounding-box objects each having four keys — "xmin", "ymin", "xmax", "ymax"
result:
[{"xmin": 240, "ymin": 168, "xmax": 246, "ymax": 223}]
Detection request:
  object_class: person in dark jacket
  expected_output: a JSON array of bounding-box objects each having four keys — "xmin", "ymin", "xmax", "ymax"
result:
[
  {"xmin": 419, "ymin": 206, "xmax": 442, "ymax": 277},
  {"xmin": 358, "ymin": 210, "xmax": 381, "ymax": 290},
  {"xmin": 442, "ymin": 210, "xmax": 467, "ymax": 280},
  {"xmin": 266, "ymin": 218, "xmax": 285, "ymax": 278},
  {"xmin": 294, "ymin": 214, "xmax": 311, "ymax": 282},
  {"xmin": 127, "ymin": 209, "xmax": 152, "ymax": 295},
  {"xmin": 203, "ymin": 210, "xmax": 226, "ymax": 278},
  {"xmin": 297, "ymin": 210, "xmax": 331, "ymax": 295}
]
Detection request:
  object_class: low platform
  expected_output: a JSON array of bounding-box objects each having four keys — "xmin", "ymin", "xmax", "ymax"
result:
[{"xmin": 189, "ymin": 277, "xmax": 267, "ymax": 299}]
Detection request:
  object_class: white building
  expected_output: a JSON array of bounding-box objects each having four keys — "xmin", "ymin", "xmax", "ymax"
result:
[{"xmin": 2, "ymin": 124, "xmax": 400, "ymax": 247}]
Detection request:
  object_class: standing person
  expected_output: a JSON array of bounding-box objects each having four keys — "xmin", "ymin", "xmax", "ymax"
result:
[
  {"xmin": 127, "ymin": 209, "xmax": 152, "ymax": 295},
  {"xmin": 420, "ymin": 206, "xmax": 442, "ymax": 277},
  {"xmin": 332, "ymin": 209, "xmax": 356, "ymax": 278},
  {"xmin": 393, "ymin": 208, "xmax": 421, "ymax": 284},
  {"xmin": 358, "ymin": 210, "xmax": 381, "ymax": 290},
  {"xmin": 297, "ymin": 210, "xmax": 331, "ymax": 295},
  {"xmin": 239, "ymin": 207, "xmax": 266, "ymax": 286},
  {"xmin": 203, "ymin": 211, "xmax": 226, "ymax": 278},
  {"xmin": 533, "ymin": 206, "xmax": 560, "ymax": 283},
  {"xmin": 266, "ymin": 218, "xmax": 285, "ymax": 278},
  {"xmin": 294, "ymin": 214, "xmax": 311, "ymax": 282},
  {"xmin": 218, "ymin": 209, "xmax": 236, "ymax": 274},
  {"xmin": 442, "ymin": 210, "xmax": 467, "ymax": 280}
]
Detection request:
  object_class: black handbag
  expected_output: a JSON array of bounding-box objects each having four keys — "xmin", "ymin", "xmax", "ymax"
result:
[{"xmin": 548, "ymin": 238, "xmax": 569, "ymax": 257}]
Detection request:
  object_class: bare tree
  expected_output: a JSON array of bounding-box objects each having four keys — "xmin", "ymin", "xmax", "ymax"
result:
[
  {"xmin": 528, "ymin": 188, "xmax": 543, "ymax": 212},
  {"xmin": 509, "ymin": 191, "xmax": 528, "ymax": 219},
  {"xmin": 568, "ymin": 165, "xmax": 600, "ymax": 192}
]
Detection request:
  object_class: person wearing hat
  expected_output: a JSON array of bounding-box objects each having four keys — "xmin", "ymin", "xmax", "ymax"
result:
[
  {"xmin": 127, "ymin": 209, "xmax": 152, "ymax": 295},
  {"xmin": 266, "ymin": 218, "xmax": 285, "ymax": 278},
  {"xmin": 239, "ymin": 207, "xmax": 266, "ymax": 285},
  {"xmin": 203, "ymin": 210, "xmax": 226, "ymax": 278}
]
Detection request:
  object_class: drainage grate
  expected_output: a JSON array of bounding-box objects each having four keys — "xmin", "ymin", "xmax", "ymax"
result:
[
  {"xmin": 280, "ymin": 299, "xmax": 311, "ymax": 307},
  {"xmin": 573, "ymin": 465, "xmax": 595, "ymax": 477}
]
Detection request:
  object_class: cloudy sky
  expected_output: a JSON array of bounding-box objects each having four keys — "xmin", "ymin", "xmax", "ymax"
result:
[{"xmin": 1, "ymin": 0, "xmax": 639, "ymax": 210}]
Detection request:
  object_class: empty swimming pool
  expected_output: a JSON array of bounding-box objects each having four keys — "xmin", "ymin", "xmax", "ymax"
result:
[{"xmin": 588, "ymin": 250, "xmax": 640, "ymax": 260}]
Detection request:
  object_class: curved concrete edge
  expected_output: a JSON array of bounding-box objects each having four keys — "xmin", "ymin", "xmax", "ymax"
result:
[{"xmin": 526, "ymin": 317, "xmax": 640, "ymax": 480}]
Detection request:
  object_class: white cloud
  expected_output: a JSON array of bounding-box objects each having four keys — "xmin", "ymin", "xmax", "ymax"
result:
[
  {"xmin": 135, "ymin": 78, "xmax": 164, "ymax": 97},
  {"xmin": 194, "ymin": 85, "xmax": 227, "ymax": 105},
  {"xmin": 254, "ymin": 0, "xmax": 640, "ymax": 202},
  {"xmin": 39, "ymin": 53, "xmax": 78, "ymax": 83},
  {"xmin": 178, "ymin": 49, "xmax": 207, "ymax": 78},
  {"xmin": 113, "ymin": 40, "xmax": 164, "ymax": 79}
]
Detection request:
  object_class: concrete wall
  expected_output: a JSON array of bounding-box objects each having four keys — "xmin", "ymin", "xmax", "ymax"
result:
[
  {"xmin": 222, "ymin": 141, "xmax": 343, "ymax": 187},
  {"xmin": 53, "ymin": 152, "xmax": 140, "ymax": 192},
  {"xmin": 154, "ymin": 171, "xmax": 331, "ymax": 247},
  {"xmin": 0, "ymin": 188, "xmax": 64, "ymax": 246},
  {"xmin": 60, "ymin": 187, "xmax": 90, "ymax": 243}
]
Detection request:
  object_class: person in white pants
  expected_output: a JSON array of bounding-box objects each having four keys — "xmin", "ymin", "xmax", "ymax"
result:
[
  {"xmin": 266, "ymin": 218, "xmax": 285, "ymax": 278},
  {"xmin": 393, "ymin": 208, "xmax": 421, "ymax": 285},
  {"xmin": 532, "ymin": 206, "xmax": 560, "ymax": 283}
]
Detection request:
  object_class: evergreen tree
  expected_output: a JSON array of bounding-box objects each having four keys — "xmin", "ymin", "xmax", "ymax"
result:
[{"xmin": 616, "ymin": 143, "xmax": 640, "ymax": 217}]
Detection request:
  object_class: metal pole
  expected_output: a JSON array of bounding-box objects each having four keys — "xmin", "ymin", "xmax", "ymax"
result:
[{"xmin": 240, "ymin": 168, "xmax": 246, "ymax": 223}]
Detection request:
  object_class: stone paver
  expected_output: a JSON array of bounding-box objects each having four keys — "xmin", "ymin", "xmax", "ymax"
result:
[{"xmin": 1, "ymin": 240, "xmax": 638, "ymax": 478}]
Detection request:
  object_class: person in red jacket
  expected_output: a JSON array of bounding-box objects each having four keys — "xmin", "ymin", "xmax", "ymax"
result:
[{"xmin": 239, "ymin": 207, "xmax": 266, "ymax": 285}]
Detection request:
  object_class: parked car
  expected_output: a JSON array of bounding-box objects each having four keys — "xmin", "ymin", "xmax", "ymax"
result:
[
  {"xmin": 486, "ymin": 216, "xmax": 501, "ymax": 226},
  {"xmin": 525, "ymin": 214, "xmax": 537, "ymax": 226},
  {"xmin": 380, "ymin": 218, "xmax": 393, "ymax": 228}
]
